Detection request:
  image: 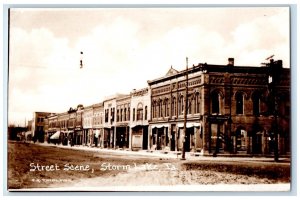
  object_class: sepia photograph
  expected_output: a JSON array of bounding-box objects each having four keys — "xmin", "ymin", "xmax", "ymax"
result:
[{"xmin": 6, "ymin": 6, "xmax": 291, "ymax": 192}]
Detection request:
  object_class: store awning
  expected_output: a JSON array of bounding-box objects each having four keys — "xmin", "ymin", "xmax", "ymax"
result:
[
  {"xmin": 50, "ymin": 131, "xmax": 60, "ymax": 140},
  {"xmin": 151, "ymin": 124, "xmax": 169, "ymax": 129},
  {"xmin": 178, "ymin": 122, "xmax": 201, "ymax": 128}
]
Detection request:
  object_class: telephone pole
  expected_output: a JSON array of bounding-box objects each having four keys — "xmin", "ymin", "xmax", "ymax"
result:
[{"xmin": 181, "ymin": 57, "xmax": 188, "ymax": 160}]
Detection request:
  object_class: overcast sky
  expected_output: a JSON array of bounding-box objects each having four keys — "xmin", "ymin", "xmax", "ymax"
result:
[{"xmin": 8, "ymin": 7, "xmax": 290, "ymax": 126}]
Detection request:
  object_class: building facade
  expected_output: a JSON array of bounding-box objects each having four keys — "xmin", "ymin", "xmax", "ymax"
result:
[
  {"xmin": 30, "ymin": 57, "xmax": 290, "ymax": 157},
  {"xmin": 103, "ymin": 96, "xmax": 117, "ymax": 148},
  {"xmin": 83, "ymin": 105, "xmax": 94, "ymax": 146},
  {"xmin": 116, "ymin": 95, "xmax": 131, "ymax": 149},
  {"xmin": 129, "ymin": 88, "xmax": 151, "ymax": 150},
  {"xmin": 32, "ymin": 112, "xmax": 51, "ymax": 142},
  {"xmin": 92, "ymin": 102, "xmax": 104, "ymax": 148},
  {"xmin": 147, "ymin": 58, "xmax": 290, "ymax": 156}
]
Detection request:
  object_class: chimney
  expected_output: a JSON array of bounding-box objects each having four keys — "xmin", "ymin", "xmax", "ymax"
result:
[{"xmin": 228, "ymin": 58, "xmax": 234, "ymax": 66}]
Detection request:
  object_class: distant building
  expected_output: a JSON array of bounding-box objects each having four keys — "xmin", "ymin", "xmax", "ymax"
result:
[
  {"xmin": 103, "ymin": 96, "xmax": 117, "ymax": 148},
  {"xmin": 92, "ymin": 102, "xmax": 104, "ymax": 147},
  {"xmin": 32, "ymin": 112, "xmax": 52, "ymax": 142},
  {"xmin": 83, "ymin": 105, "xmax": 94, "ymax": 146},
  {"xmin": 129, "ymin": 87, "xmax": 151, "ymax": 150},
  {"xmin": 116, "ymin": 94, "xmax": 131, "ymax": 149}
]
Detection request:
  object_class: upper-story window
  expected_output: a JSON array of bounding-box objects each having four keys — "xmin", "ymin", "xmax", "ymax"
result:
[
  {"xmin": 252, "ymin": 92, "xmax": 260, "ymax": 116},
  {"xmin": 137, "ymin": 103, "xmax": 143, "ymax": 120},
  {"xmin": 178, "ymin": 95, "xmax": 184, "ymax": 115},
  {"xmin": 117, "ymin": 109, "xmax": 120, "ymax": 122},
  {"xmin": 124, "ymin": 108, "xmax": 126, "ymax": 121},
  {"xmin": 158, "ymin": 100, "xmax": 162, "ymax": 117},
  {"xmin": 236, "ymin": 92, "xmax": 244, "ymax": 115},
  {"xmin": 105, "ymin": 109, "xmax": 108, "ymax": 122},
  {"xmin": 120, "ymin": 109, "xmax": 123, "ymax": 122},
  {"xmin": 152, "ymin": 101, "xmax": 156, "ymax": 118},
  {"xmin": 145, "ymin": 106, "xmax": 148, "ymax": 120},
  {"xmin": 133, "ymin": 108, "xmax": 136, "ymax": 121},
  {"xmin": 211, "ymin": 91, "xmax": 220, "ymax": 114},
  {"xmin": 187, "ymin": 97, "xmax": 192, "ymax": 115},
  {"xmin": 171, "ymin": 96, "xmax": 176, "ymax": 116},
  {"xmin": 195, "ymin": 92, "xmax": 200, "ymax": 114},
  {"xmin": 164, "ymin": 98, "xmax": 169, "ymax": 117}
]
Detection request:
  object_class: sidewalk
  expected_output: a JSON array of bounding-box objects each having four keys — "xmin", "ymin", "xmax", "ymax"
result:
[{"xmin": 35, "ymin": 142, "xmax": 290, "ymax": 163}]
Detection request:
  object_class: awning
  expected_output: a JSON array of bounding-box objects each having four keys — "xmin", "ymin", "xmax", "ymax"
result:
[
  {"xmin": 151, "ymin": 124, "xmax": 169, "ymax": 128},
  {"xmin": 178, "ymin": 122, "xmax": 201, "ymax": 128},
  {"xmin": 50, "ymin": 131, "xmax": 61, "ymax": 140}
]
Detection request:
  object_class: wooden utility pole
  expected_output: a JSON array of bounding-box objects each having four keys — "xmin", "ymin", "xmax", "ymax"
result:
[{"xmin": 181, "ymin": 57, "xmax": 188, "ymax": 160}]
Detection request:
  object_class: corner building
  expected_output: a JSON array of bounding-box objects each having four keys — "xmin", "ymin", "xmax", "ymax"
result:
[{"xmin": 148, "ymin": 58, "xmax": 290, "ymax": 156}]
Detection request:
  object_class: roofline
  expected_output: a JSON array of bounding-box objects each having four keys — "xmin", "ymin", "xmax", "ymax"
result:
[{"xmin": 147, "ymin": 63, "xmax": 271, "ymax": 85}]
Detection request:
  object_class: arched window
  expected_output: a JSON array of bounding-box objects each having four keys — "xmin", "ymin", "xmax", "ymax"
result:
[
  {"xmin": 252, "ymin": 92, "xmax": 260, "ymax": 116},
  {"xmin": 164, "ymin": 98, "xmax": 169, "ymax": 117},
  {"xmin": 137, "ymin": 103, "xmax": 143, "ymax": 120},
  {"xmin": 187, "ymin": 97, "xmax": 192, "ymax": 114},
  {"xmin": 127, "ymin": 106, "xmax": 130, "ymax": 121},
  {"xmin": 133, "ymin": 108, "xmax": 136, "ymax": 121},
  {"xmin": 145, "ymin": 106, "xmax": 148, "ymax": 120},
  {"xmin": 211, "ymin": 92, "xmax": 220, "ymax": 114},
  {"xmin": 171, "ymin": 97, "xmax": 176, "ymax": 116},
  {"xmin": 152, "ymin": 101, "xmax": 156, "ymax": 118},
  {"xmin": 117, "ymin": 109, "xmax": 120, "ymax": 122},
  {"xmin": 195, "ymin": 93, "xmax": 200, "ymax": 114},
  {"xmin": 120, "ymin": 109, "xmax": 123, "ymax": 122},
  {"xmin": 178, "ymin": 95, "xmax": 184, "ymax": 115},
  {"xmin": 158, "ymin": 100, "xmax": 162, "ymax": 117},
  {"xmin": 236, "ymin": 92, "xmax": 244, "ymax": 115},
  {"xmin": 124, "ymin": 108, "xmax": 126, "ymax": 121}
]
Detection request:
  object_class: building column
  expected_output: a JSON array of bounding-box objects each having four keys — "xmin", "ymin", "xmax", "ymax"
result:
[
  {"xmin": 247, "ymin": 136, "xmax": 252, "ymax": 154},
  {"xmin": 129, "ymin": 127, "xmax": 132, "ymax": 150},
  {"xmin": 148, "ymin": 126, "xmax": 151, "ymax": 150},
  {"xmin": 156, "ymin": 128, "xmax": 159, "ymax": 150},
  {"xmin": 262, "ymin": 132, "xmax": 268, "ymax": 155},
  {"xmin": 163, "ymin": 127, "xmax": 166, "ymax": 149},
  {"xmin": 202, "ymin": 121, "xmax": 211, "ymax": 154},
  {"xmin": 168, "ymin": 124, "xmax": 172, "ymax": 150},
  {"xmin": 113, "ymin": 126, "xmax": 117, "ymax": 149}
]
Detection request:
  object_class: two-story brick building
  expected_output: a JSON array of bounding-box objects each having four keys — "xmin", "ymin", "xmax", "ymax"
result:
[{"xmin": 147, "ymin": 58, "xmax": 290, "ymax": 156}]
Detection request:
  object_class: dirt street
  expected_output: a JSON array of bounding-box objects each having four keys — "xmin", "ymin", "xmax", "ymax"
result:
[{"xmin": 7, "ymin": 141, "xmax": 290, "ymax": 191}]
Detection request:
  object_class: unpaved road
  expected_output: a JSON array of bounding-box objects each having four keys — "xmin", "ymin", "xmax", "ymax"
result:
[{"xmin": 8, "ymin": 141, "xmax": 290, "ymax": 191}]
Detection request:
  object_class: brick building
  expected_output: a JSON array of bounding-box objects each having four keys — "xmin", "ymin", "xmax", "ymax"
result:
[{"xmin": 148, "ymin": 58, "xmax": 290, "ymax": 156}]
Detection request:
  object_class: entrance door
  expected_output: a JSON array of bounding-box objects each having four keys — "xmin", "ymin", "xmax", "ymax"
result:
[
  {"xmin": 142, "ymin": 127, "xmax": 148, "ymax": 150},
  {"xmin": 184, "ymin": 127, "xmax": 193, "ymax": 152},
  {"xmin": 171, "ymin": 131, "xmax": 176, "ymax": 151}
]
